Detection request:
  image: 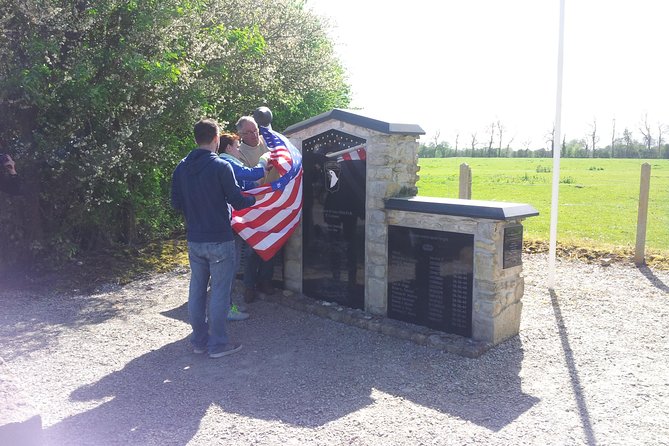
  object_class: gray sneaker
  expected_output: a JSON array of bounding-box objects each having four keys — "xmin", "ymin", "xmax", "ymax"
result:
[
  {"xmin": 209, "ymin": 343, "xmax": 242, "ymax": 358},
  {"xmin": 227, "ymin": 305, "xmax": 249, "ymax": 321}
]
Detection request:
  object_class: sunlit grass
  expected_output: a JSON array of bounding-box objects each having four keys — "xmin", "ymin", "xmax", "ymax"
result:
[{"xmin": 417, "ymin": 158, "xmax": 669, "ymax": 256}]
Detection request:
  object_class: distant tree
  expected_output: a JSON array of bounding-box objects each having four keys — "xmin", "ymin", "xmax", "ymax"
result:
[
  {"xmin": 505, "ymin": 135, "xmax": 515, "ymax": 157},
  {"xmin": 623, "ymin": 128, "xmax": 636, "ymax": 157},
  {"xmin": 561, "ymin": 135, "xmax": 566, "ymax": 158},
  {"xmin": 496, "ymin": 120, "xmax": 505, "ymax": 157},
  {"xmin": 454, "ymin": 133, "xmax": 459, "ymax": 156},
  {"xmin": 588, "ymin": 119, "xmax": 599, "ymax": 158},
  {"xmin": 470, "ymin": 132, "xmax": 478, "ymax": 157},
  {"xmin": 545, "ymin": 126, "xmax": 555, "ymax": 156},
  {"xmin": 639, "ymin": 113, "xmax": 653, "ymax": 156},
  {"xmin": 432, "ymin": 129, "xmax": 441, "ymax": 148},
  {"xmin": 487, "ymin": 122, "xmax": 495, "ymax": 157},
  {"xmin": 611, "ymin": 118, "xmax": 616, "ymax": 158},
  {"xmin": 657, "ymin": 122, "xmax": 666, "ymax": 155}
]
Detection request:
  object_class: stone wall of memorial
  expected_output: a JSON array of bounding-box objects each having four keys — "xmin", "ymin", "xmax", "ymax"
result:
[
  {"xmin": 384, "ymin": 211, "xmax": 525, "ymax": 345},
  {"xmin": 284, "ymin": 120, "xmax": 421, "ymax": 312},
  {"xmin": 363, "ymin": 134, "xmax": 421, "ymax": 315},
  {"xmin": 283, "ymin": 109, "xmax": 534, "ymax": 350}
]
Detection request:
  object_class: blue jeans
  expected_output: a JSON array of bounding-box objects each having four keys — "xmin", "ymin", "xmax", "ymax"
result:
[
  {"xmin": 243, "ymin": 243, "xmax": 275, "ymax": 288},
  {"xmin": 187, "ymin": 241, "xmax": 235, "ymax": 352}
]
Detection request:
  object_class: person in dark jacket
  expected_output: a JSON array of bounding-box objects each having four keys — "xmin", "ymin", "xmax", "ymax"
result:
[
  {"xmin": 0, "ymin": 154, "xmax": 21, "ymax": 196},
  {"xmin": 171, "ymin": 118, "xmax": 256, "ymax": 358}
]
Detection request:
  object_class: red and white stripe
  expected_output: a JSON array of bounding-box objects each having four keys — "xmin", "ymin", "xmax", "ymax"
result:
[
  {"xmin": 231, "ymin": 128, "xmax": 303, "ymax": 261},
  {"xmin": 338, "ymin": 147, "xmax": 366, "ymax": 162}
]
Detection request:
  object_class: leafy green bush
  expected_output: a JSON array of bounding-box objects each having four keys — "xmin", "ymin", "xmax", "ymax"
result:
[{"xmin": 0, "ymin": 0, "xmax": 350, "ymax": 270}]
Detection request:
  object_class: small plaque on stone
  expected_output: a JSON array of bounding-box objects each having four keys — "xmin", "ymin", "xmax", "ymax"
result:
[{"xmin": 503, "ymin": 224, "xmax": 523, "ymax": 269}]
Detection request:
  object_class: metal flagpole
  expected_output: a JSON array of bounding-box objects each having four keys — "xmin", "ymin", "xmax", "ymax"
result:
[{"xmin": 548, "ymin": 0, "xmax": 566, "ymax": 289}]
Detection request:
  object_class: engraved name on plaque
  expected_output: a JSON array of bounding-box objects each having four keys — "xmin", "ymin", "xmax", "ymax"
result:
[{"xmin": 388, "ymin": 226, "xmax": 474, "ymax": 337}]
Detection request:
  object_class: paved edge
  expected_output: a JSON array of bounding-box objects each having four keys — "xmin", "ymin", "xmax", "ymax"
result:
[{"xmin": 262, "ymin": 290, "xmax": 492, "ymax": 358}]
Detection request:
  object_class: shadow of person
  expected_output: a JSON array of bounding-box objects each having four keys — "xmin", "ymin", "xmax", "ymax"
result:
[
  {"xmin": 45, "ymin": 337, "xmax": 214, "ymax": 445},
  {"xmin": 47, "ymin": 300, "xmax": 538, "ymax": 443}
]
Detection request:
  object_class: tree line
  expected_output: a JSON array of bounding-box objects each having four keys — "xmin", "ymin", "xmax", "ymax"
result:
[
  {"xmin": 420, "ymin": 117, "xmax": 669, "ymax": 159},
  {"xmin": 0, "ymin": 0, "xmax": 350, "ymax": 270}
]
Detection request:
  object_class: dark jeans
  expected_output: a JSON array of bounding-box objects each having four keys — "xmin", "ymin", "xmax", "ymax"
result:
[{"xmin": 243, "ymin": 243, "xmax": 275, "ymax": 288}]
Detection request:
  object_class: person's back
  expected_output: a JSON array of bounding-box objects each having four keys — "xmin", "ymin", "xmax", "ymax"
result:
[
  {"xmin": 171, "ymin": 118, "xmax": 255, "ymax": 359},
  {"xmin": 172, "ymin": 149, "xmax": 251, "ymax": 242}
]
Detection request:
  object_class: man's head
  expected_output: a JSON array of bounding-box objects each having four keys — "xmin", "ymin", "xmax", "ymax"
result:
[
  {"xmin": 193, "ymin": 119, "xmax": 220, "ymax": 151},
  {"xmin": 236, "ymin": 116, "xmax": 260, "ymax": 147}
]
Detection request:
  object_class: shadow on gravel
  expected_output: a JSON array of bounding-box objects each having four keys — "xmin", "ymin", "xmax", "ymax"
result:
[
  {"xmin": 636, "ymin": 265, "xmax": 669, "ymax": 293},
  {"xmin": 550, "ymin": 289, "xmax": 597, "ymax": 446},
  {"xmin": 0, "ymin": 290, "xmax": 131, "ymax": 362},
  {"xmin": 46, "ymin": 301, "xmax": 539, "ymax": 444}
]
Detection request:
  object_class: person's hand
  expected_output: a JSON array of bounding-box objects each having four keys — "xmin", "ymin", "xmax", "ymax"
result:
[
  {"xmin": 2, "ymin": 154, "xmax": 16, "ymax": 175},
  {"xmin": 258, "ymin": 152, "xmax": 273, "ymax": 171}
]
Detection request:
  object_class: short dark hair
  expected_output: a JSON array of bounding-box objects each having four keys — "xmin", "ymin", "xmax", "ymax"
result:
[{"xmin": 194, "ymin": 119, "xmax": 219, "ymax": 145}]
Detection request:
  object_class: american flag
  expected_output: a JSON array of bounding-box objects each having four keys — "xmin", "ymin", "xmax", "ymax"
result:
[
  {"xmin": 231, "ymin": 126, "xmax": 303, "ymax": 261},
  {"xmin": 337, "ymin": 146, "xmax": 366, "ymax": 162}
]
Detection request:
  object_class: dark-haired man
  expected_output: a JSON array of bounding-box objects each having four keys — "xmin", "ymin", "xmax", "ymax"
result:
[{"xmin": 171, "ymin": 118, "xmax": 256, "ymax": 358}]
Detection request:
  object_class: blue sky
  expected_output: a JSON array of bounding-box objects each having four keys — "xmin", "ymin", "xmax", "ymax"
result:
[{"xmin": 307, "ymin": 0, "xmax": 669, "ymax": 149}]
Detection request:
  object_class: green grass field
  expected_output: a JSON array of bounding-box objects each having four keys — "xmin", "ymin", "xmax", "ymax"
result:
[{"xmin": 416, "ymin": 158, "xmax": 669, "ymax": 256}]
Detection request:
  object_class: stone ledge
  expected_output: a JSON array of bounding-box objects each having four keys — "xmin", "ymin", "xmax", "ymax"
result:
[{"xmin": 263, "ymin": 290, "xmax": 492, "ymax": 358}]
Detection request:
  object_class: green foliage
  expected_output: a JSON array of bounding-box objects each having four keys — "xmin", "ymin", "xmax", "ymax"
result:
[
  {"xmin": 416, "ymin": 158, "xmax": 669, "ymax": 255},
  {"xmin": 0, "ymin": 0, "xmax": 350, "ymax": 270}
]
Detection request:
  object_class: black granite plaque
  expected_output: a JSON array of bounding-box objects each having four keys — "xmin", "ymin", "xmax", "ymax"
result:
[
  {"xmin": 302, "ymin": 130, "xmax": 367, "ymax": 309},
  {"xmin": 503, "ymin": 224, "xmax": 523, "ymax": 269},
  {"xmin": 387, "ymin": 226, "xmax": 474, "ymax": 337}
]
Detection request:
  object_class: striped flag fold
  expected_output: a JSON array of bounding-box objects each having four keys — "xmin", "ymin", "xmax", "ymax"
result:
[{"xmin": 231, "ymin": 126, "xmax": 303, "ymax": 261}]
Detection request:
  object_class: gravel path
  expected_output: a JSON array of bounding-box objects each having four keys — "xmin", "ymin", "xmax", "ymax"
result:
[{"xmin": 1, "ymin": 253, "xmax": 668, "ymax": 446}]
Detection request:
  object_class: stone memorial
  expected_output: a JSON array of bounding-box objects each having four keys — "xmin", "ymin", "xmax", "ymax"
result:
[{"xmin": 281, "ymin": 109, "xmax": 538, "ymax": 354}]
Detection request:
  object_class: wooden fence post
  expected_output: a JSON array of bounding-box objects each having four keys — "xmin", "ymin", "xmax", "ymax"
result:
[
  {"xmin": 459, "ymin": 163, "xmax": 471, "ymax": 199},
  {"xmin": 634, "ymin": 163, "xmax": 651, "ymax": 265}
]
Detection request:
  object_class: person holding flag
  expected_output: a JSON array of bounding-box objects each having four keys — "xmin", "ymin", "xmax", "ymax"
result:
[
  {"xmin": 235, "ymin": 113, "xmax": 278, "ymax": 302},
  {"xmin": 232, "ymin": 108, "xmax": 303, "ymax": 303}
]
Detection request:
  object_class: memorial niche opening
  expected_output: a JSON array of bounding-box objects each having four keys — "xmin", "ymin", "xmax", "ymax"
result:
[{"xmin": 302, "ymin": 130, "xmax": 367, "ymax": 309}]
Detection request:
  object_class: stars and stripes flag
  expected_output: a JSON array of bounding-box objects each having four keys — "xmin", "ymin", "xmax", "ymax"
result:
[
  {"xmin": 231, "ymin": 126, "xmax": 303, "ymax": 261},
  {"xmin": 337, "ymin": 146, "xmax": 366, "ymax": 162}
]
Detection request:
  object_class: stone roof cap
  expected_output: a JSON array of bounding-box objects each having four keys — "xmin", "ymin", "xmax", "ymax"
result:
[
  {"xmin": 385, "ymin": 196, "xmax": 539, "ymax": 220},
  {"xmin": 284, "ymin": 109, "xmax": 425, "ymax": 136}
]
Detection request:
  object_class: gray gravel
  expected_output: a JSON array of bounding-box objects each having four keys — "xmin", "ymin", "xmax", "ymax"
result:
[{"xmin": 1, "ymin": 253, "xmax": 668, "ymax": 446}]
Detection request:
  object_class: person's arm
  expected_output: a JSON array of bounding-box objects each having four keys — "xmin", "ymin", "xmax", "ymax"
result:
[
  {"xmin": 219, "ymin": 161, "xmax": 256, "ymax": 210},
  {"xmin": 230, "ymin": 161, "xmax": 265, "ymax": 183}
]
